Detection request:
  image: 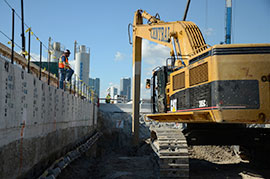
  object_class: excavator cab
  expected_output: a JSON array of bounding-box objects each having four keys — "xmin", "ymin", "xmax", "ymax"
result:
[{"xmin": 150, "ymin": 60, "xmax": 174, "ymax": 114}]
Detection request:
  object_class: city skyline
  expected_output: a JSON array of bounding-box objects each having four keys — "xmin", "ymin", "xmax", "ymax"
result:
[
  {"xmin": 120, "ymin": 77, "xmax": 131, "ymax": 101},
  {"xmin": 89, "ymin": 78, "xmax": 100, "ymax": 98}
]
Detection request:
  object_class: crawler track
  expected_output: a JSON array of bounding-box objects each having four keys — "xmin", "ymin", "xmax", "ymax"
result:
[{"xmin": 150, "ymin": 126, "xmax": 189, "ymax": 178}]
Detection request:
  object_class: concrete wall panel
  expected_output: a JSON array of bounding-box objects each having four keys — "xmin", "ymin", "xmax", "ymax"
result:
[
  {"xmin": 25, "ymin": 72, "xmax": 34, "ymax": 126},
  {"xmin": 0, "ymin": 59, "xmax": 3, "ymax": 124},
  {"xmin": 33, "ymin": 77, "xmax": 42, "ymax": 127},
  {"xmin": 89, "ymin": 104, "xmax": 94, "ymax": 126},
  {"xmin": 94, "ymin": 104, "xmax": 98, "ymax": 125},
  {"xmin": 0, "ymin": 57, "xmax": 98, "ymax": 179},
  {"xmin": 55, "ymin": 88, "xmax": 61, "ymax": 130},
  {"xmin": 12, "ymin": 66, "xmax": 22, "ymax": 129},
  {"xmin": 5, "ymin": 64, "xmax": 16, "ymax": 128},
  {"xmin": 0, "ymin": 60, "xmax": 8, "ymax": 128},
  {"xmin": 0, "ymin": 59, "xmax": 3, "ymax": 129}
]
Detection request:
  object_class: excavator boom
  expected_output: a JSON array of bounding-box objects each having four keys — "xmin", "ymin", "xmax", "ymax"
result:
[{"xmin": 131, "ymin": 10, "xmax": 208, "ymax": 145}]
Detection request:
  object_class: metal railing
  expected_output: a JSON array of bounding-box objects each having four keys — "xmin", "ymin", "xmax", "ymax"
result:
[
  {"xmin": 65, "ymin": 73, "xmax": 99, "ymax": 103},
  {"xmin": 0, "ymin": 1, "xmax": 98, "ymax": 103}
]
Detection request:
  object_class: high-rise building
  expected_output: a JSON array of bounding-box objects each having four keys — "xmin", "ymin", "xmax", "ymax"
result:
[
  {"xmin": 108, "ymin": 86, "xmax": 118, "ymax": 99},
  {"xmin": 120, "ymin": 77, "xmax": 131, "ymax": 101},
  {"xmin": 89, "ymin": 78, "xmax": 100, "ymax": 98}
]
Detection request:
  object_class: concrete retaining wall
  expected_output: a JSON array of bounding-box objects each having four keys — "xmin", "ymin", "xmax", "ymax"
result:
[
  {"xmin": 0, "ymin": 56, "xmax": 97, "ymax": 179},
  {"xmin": 98, "ymin": 103, "xmax": 152, "ymax": 147},
  {"xmin": 99, "ymin": 103, "xmax": 151, "ymax": 114}
]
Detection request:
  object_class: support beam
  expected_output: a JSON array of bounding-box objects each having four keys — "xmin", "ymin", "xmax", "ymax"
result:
[
  {"xmin": 225, "ymin": 0, "xmax": 232, "ymax": 44},
  {"xmin": 11, "ymin": 9, "xmax": 15, "ymax": 64},
  {"xmin": 183, "ymin": 0, "xmax": 191, "ymax": 21},
  {"xmin": 21, "ymin": 0, "xmax": 25, "ymax": 58},
  {"xmin": 132, "ymin": 10, "xmax": 143, "ymax": 146},
  {"xmin": 39, "ymin": 42, "xmax": 42, "ymax": 80},
  {"xmin": 132, "ymin": 37, "xmax": 142, "ymax": 146},
  {"xmin": 27, "ymin": 29, "xmax": 31, "ymax": 73},
  {"xmin": 48, "ymin": 37, "xmax": 51, "ymax": 85}
]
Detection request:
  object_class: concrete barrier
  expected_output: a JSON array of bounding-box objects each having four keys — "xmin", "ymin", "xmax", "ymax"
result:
[
  {"xmin": 0, "ymin": 56, "xmax": 97, "ymax": 179},
  {"xmin": 98, "ymin": 103, "xmax": 152, "ymax": 147},
  {"xmin": 99, "ymin": 103, "xmax": 151, "ymax": 114}
]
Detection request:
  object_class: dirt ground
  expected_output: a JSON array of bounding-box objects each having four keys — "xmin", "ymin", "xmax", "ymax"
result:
[
  {"xmin": 59, "ymin": 140, "xmax": 270, "ymax": 179},
  {"xmin": 189, "ymin": 146, "xmax": 270, "ymax": 179},
  {"xmin": 59, "ymin": 112, "xmax": 270, "ymax": 179}
]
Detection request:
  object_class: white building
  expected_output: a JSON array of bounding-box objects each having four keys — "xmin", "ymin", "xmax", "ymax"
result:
[
  {"xmin": 50, "ymin": 42, "xmax": 64, "ymax": 62},
  {"xmin": 107, "ymin": 86, "xmax": 118, "ymax": 100},
  {"xmin": 74, "ymin": 45, "xmax": 90, "ymax": 85}
]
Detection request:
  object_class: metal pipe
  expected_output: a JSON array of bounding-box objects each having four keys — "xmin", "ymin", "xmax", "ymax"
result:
[
  {"xmin": 81, "ymin": 82, "xmax": 83, "ymax": 98},
  {"xmin": 183, "ymin": 0, "xmax": 191, "ymax": 21},
  {"xmin": 57, "ymin": 43, "xmax": 59, "ymax": 88},
  {"xmin": 11, "ymin": 9, "xmax": 15, "ymax": 64},
  {"xmin": 86, "ymin": 87, "xmax": 88, "ymax": 100},
  {"xmin": 90, "ymin": 89, "xmax": 92, "ymax": 102},
  {"xmin": 81, "ymin": 82, "xmax": 83, "ymax": 97},
  {"xmin": 48, "ymin": 37, "xmax": 51, "ymax": 85},
  {"xmin": 73, "ymin": 77, "xmax": 76, "ymax": 95},
  {"xmin": 141, "ymin": 11, "xmax": 163, "ymax": 24},
  {"xmin": 225, "ymin": 0, "xmax": 232, "ymax": 44},
  {"xmin": 86, "ymin": 86, "xmax": 88, "ymax": 100},
  {"xmin": 39, "ymin": 41, "xmax": 42, "ymax": 80},
  {"xmin": 175, "ymin": 38, "xmax": 186, "ymax": 67},
  {"xmin": 77, "ymin": 76, "xmax": 79, "ymax": 97},
  {"xmin": 21, "ymin": 0, "xmax": 25, "ymax": 58},
  {"xmin": 171, "ymin": 37, "xmax": 178, "ymax": 59},
  {"xmin": 88, "ymin": 87, "xmax": 93, "ymax": 102},
  {"xmin": 83, "ymin": 83, "xmax": 85, "ymax": 98},
  {"xmin": 89, "ymin": 88, "xmax": 91, "ymax": 102},
  {"xmin": 27, "ymin": 29, "xmax": 31, "ymax": 73},
  {"xmin": 74, "ymin": 40, "xmax": 77, "ymax": 60},
  {"xmin": 70, "ymin": 79, "xmax": 72, "ymax": 94}
]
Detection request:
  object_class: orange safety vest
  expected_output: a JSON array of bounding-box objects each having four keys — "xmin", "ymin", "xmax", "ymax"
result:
[{"xmin": 59, "ymin": 55, "xmax": 69, "ymax": 69}]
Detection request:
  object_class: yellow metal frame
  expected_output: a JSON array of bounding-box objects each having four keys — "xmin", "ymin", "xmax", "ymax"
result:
[
  {"xmin": 148, "ymin": 44, "xmax": 270, "ymax": 124},
  {"xmin": 132, "ymin": 10, "xmax": 270, "ymax": 134},
  {"xmin": 132, "ymin": 10, "xmax": 209, "ymax": 131}
]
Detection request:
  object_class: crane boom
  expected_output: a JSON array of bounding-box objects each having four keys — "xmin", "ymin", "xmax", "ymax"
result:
[{"xmin": 131, "ymin": 10, "xmax": 208, "ymax": 145}]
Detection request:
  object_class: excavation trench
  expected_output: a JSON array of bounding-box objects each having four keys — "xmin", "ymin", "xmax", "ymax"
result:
[
  {"xmin": 57, "ymin": 106, "xmax": 270, "ymax": 179},
  {"xmin": 58, "ymin": 106, "xmax": 156, "ymax": 179}
]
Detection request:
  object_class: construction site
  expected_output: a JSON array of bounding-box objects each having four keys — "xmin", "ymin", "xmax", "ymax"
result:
[{"xmin": 1, "ymin": 0, "xmax": 270, "ymax": 178}]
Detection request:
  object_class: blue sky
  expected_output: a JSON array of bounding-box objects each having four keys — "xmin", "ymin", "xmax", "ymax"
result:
[{"xmin": 1, "ymin": 0, "xmax": 270, "ymax": 98}]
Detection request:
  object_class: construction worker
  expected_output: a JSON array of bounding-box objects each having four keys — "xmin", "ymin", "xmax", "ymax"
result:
[
  {"xmin": 105, "ymin": 93, "xmax": 111, "ymax": 103},
  {"xmin": 59, "ymin": 49, "xmax": 74, "ymax": 89}
]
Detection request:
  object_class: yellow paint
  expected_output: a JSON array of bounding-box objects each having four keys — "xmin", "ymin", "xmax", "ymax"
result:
[
  {"xmin": 153, "ymin": 44, "xmax": 270, "ymax": 124},
  {"xmin": 132, "ymin": 10, "xmax": 270, "ymax": 125}
]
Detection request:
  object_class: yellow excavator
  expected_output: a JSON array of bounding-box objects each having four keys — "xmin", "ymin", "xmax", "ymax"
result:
[{"xmin": 130, "ymin": 4, "xmax": 270, "ymax": 179}]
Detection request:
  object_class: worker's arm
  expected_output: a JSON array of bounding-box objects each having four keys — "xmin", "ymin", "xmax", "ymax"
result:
[
  {"xmin": 67, "ymin": 63, "xmax": 71, "ymax": 69},
  {"xmin": 66, "ymin": 59, "xmax": 72, "ymax": 69},
  {"xmin": 61, "ymin": 56, "xmax": 66, "ymax": 67}
]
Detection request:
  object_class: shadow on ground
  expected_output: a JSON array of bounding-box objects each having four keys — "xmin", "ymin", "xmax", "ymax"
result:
[{"xmin": 190, "ymin": 158, "xmax": 270, "ymax": 179}]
